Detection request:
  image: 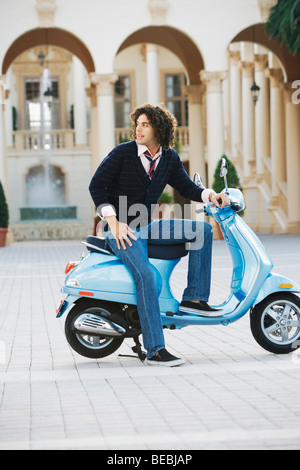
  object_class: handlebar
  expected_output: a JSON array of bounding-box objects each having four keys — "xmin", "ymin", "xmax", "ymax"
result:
[
  {"xmin": 217, "ymin": 199, "xmax": 241, "ymax": 211},
  {"xmin": 231, "ymin": 203, "xmax": 242, "ymax": 212},
  {"xmin": 195, "ymin": 188, "xmax": 244, "ymax": 215},
  {"xmin": 195, "ymin": 201, "xmax": 242, "ymax": 215}
]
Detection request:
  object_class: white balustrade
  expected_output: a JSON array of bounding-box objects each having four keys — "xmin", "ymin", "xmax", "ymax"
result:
[{"xmin": 13, "ymin": 130, "xmax": 75, "ymax": 152}]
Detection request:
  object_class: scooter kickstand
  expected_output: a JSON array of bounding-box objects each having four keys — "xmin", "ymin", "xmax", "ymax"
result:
[
  {"xmin": 132, "ymin": 336, "xmax": 147, "ymax": 362},
  {"xmin": 118, "ymin": 335, "xmax": 146, "ymax": 362}
]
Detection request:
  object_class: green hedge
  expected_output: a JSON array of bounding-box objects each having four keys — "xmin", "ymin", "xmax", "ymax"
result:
[{"xmin": 0, "ymin": 181, "xmax": 9, "ymax": 228}]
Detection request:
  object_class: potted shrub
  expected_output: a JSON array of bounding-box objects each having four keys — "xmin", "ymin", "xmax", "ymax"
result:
[
  {"xmin": 211, "ymin": 155, "xmax": 243, "ymax": 238},
  {"xmin": 158, "ymin": 191, "xmax": 173, "ymax": 205},
  {"xmin": 0, "ymin": 181, "xmax": 9, "ymax": 247},
  {"xmin": 212, "ymin": 155, "xmax": 243, "ymax": 195},
  {"xmin": 153, "ymin": 191, "xmax": 174, "ymax": 219}
]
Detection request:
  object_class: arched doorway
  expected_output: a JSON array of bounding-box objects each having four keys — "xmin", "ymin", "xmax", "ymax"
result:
[
  {"xmin": 117, "ymin": 26, "xmax": 205, "ymax": 85},
  {"xmin": 231, "ymin": 23, "xmax": 300, "ymax": 82},
  {"xmin": 115, "ymin": 26, "xmax": 206, "ymax": 217},
  {"xmin": 2, "ymin": 27, "xmax": 95, "ymax": 75},
  {"xmin": 3, "ymin": 27, "xmax": 95, "ymax": 232}
]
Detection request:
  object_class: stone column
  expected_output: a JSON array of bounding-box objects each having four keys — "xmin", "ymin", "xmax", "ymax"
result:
[
  {"xmin": 73, "ymin": 56, "xmax": 88, "ymax": 146},
  {"xmin": 4, "ymin": 68, "xmax": 13, "ymax": 148},
  {"xmin": 148, "ymin": 0, "xmax": 169, "ymax": 25},
  {"xmin": 147, "ymin": 44, "xmax": 160, "ymax": 105},
  {"xmin": 90, "ymin": 73, "xmax": 118, "ymax": 162},
  {"xmin": 86, "ymin": 84, "xmax": 99, "ymax": 174},
  {"xmin": 200, "ymin": 71, "xmax": 227, "ymax": 186},
  {"xmin": 265, "ymin": 68, "xmax": 286, "ymax": 204},
  {"xmin": 0, "ymin": 76, "xmax": 8, "ymax": 193},
  {"xmin": 229, "ymin": 50, "xmax": 242, "ymax": 159},
  {"xmin": 182, "ymin": 84, "xmax": 206, "ymax": 182},
  {"xmin": 284, "ymin": 83, "xmax": 300, "ymax": 231},
  {"xmin": 257, "ymin": 0, "xmax": 278, "ymax": 22},
  {"xmin": 254, "ymin": 54, "xmax": 270, "ymax": 179},
  {"xmin": 241, "ymin": 62, "xmax": 255, "ymax": 181}
]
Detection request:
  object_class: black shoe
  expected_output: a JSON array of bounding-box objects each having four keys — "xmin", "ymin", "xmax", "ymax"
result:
[
  {"xmin": 147, "ymin": 348, "xmax": 185, "ymax": 367},
  {"xmin": 179, "ymin": 300, "xmax": 225, "ymax": 317}
]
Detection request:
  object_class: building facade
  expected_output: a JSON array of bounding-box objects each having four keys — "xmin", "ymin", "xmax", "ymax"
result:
[{"xmin": 0, "ymin": 0, "xmax": 299, "ymax": 241}]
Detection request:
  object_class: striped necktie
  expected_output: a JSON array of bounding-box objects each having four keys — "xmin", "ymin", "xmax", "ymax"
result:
[{"xmin": 144, "ymin": 150, "xmax": 158, "ymax": 179}]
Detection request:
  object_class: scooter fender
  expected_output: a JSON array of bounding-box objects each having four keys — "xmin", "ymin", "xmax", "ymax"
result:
[
  {"xmin": 253, "ymin": 272, "xmax": 300, "ymax": 307},
  {"xmin": 56, "ymin": 294, "xmax": 79, "ymax": 318},
  {"xmin": 60, "ymin": 251, "xmax": 163, "ymax": 308}
]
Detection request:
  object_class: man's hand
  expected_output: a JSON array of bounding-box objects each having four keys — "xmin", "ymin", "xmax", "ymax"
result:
[
  {"xmin": 105, "ymin": 216, "xmax": 137, "ymax": 250},
  {"xmin": 209, "ymin": 192, "xmax": 230, "ymax": 208}
]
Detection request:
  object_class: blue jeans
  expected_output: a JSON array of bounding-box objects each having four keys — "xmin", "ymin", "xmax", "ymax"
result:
[{"xmin": 104, "ymin": 219, "xmax": 213, "ymax": 358}]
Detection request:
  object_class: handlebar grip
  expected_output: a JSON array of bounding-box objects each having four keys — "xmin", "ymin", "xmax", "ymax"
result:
[{"xmin": 231, "ymin": 203, "xmax": 241, "ymax": 212}]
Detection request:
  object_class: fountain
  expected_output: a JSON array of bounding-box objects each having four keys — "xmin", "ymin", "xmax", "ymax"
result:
[{"xmin": 21, "ymin": 67, "xmax": 77, "ymax": 223}]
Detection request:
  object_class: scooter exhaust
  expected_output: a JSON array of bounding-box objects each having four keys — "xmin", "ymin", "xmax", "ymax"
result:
[{"xmin": 74, "ymin": 313, "xmax": 126, "ymax": 337}]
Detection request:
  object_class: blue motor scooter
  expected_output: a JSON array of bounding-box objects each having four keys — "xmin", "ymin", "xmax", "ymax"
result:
[{"xmin": 57, "ymin": 158, "xmax": 300, "ymax": 361}]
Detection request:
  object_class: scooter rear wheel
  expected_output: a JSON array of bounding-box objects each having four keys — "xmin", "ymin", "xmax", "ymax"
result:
[
  {"xmin": 65, "ymin": 300, "xmax": 124, "ymax": 359},
  {"xmin": 250, "ymin": 292, "xmax": 300, "ymax": 354}
]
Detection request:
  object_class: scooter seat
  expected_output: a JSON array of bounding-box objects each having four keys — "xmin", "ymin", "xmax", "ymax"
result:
[
  {"xmin": 148, "ymin": 243, "xmax": 188, "ymax": 260},
  {"xmin": 84, "ymin": 236, "xmax": 188, "ymax": 260}
]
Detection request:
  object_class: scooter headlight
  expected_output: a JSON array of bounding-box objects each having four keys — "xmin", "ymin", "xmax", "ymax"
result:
[
  {"xmin": 227, "ymin": 188, "xmax": 245, "ymax": 212},
  {"xmin": 66, "ymin": 278, "xmax": 81, "ymax": 287}
]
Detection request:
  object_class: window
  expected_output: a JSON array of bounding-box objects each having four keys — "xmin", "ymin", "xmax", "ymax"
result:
[
  {"xmin": 114, "ymin": 75, "xmax": 131, "ymax": 128},
  {"xmin": 25, "ymin": 77, "xmax": 60, "ymax": 130},
  {"xmin": 165, "ymin": 73, "xmax": 189, "ymax": 126}
]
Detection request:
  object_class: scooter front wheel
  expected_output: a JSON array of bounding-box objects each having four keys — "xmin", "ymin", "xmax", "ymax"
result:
[
  {"xmin": 65, "ymin": 300, "xmax": 124, "ymax": 359},
  {"xmin": 250, "ymin": 293, "xmax": 300, "ymax": 354}
]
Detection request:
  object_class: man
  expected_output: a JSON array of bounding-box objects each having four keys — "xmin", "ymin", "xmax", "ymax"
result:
[{"xmin": 89, "ymin": 104, "xmax": 229, "ymax": 367}]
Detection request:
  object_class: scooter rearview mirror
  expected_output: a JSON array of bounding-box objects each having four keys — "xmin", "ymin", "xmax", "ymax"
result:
[
  {"xmin": 220, "ymin": 157, "xmax": 228, "ymax": 177},
  {"xmin": 220, "ymin": 157, "xmax": 229, "ymax": 194},
  {"xmin": 193, "ymin": 173, "xmax": 205, "ymax": 188}
]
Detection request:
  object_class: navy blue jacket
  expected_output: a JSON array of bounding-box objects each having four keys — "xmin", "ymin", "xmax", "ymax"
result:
[{"xmin": 89, "ymin": 141, "xmax": 204, "ymax": 227}]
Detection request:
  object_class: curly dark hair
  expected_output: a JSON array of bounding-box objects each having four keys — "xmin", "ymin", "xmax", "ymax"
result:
[{"xmin": 130, "ymin": 103, "xmax": 177, "ymax": 150}]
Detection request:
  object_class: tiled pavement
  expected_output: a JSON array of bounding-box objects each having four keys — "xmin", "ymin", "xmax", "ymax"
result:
[{"xmin": 0, "ymin": 233, "xmax": 300, "ymax": 450}]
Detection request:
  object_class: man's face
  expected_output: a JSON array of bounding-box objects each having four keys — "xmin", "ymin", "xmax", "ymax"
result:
[{"xmin": 135, "ymin": 113, "xmax": 158, "ymax": 149}]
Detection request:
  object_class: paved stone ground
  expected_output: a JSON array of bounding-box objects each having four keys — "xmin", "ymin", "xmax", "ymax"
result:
[{"xmin": 0, "ymin": 233, "xmax": 300, "ymax": 450}]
